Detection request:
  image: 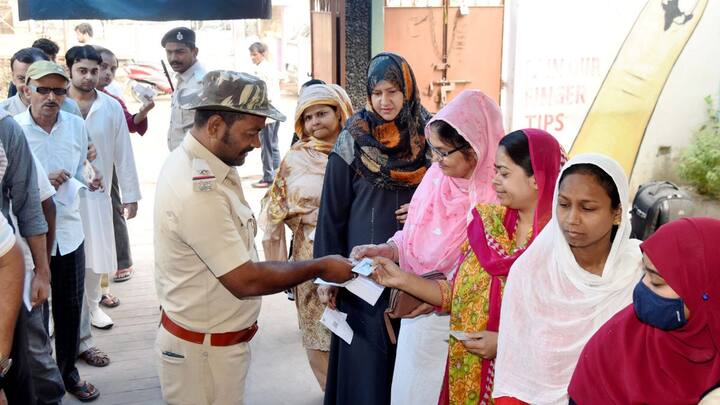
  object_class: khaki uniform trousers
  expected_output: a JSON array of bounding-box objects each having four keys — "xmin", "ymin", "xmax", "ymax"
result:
[{"xmin": 155, "ymin": 325, "xmax": 251, "ymax": 405}]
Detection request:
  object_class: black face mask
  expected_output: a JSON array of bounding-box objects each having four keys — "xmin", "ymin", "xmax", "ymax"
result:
[{"xmin": 633, "ymin": 277, "xmax": 687, "ymax": 331}]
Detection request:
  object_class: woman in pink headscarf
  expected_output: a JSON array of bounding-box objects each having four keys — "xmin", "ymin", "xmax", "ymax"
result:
[
  {"xmin": 352, "ymin": 90, "xmax": 505, "ymax": 404},
  {"xmin": 372, "ymin": 128, "xmax": 565, "ymax": 405}
]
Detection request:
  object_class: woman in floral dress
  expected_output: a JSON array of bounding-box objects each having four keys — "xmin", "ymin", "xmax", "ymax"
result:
[
  {"xmin": 372, "ymin": 129, "xmax": 565, "ymax": 404},
  {"xmin": 259, "ymin": 83, "xmax": 353, "ymax": 390}
]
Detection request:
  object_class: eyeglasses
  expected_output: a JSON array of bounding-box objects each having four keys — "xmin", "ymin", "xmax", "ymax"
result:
[
  {"xmin": 28, "ymin": 84, "xmax": 68, "ymax": 96},
  {"xmin": 427, "ymin": 140, "xmax": 468, "ymax": 160}
]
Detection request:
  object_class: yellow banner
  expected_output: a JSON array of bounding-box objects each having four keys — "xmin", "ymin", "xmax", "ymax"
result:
[{"xmin": 570, "ymin": 0, "xmax": 708, "ymax": 176}]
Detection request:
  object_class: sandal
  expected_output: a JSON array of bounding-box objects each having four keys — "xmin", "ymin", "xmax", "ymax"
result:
[
  {"xmin": 79, "ymin": 347, "xmax": 110, "ymax": 367},
  {"xmin": 100, "ymin": 293, "xmax": 120, "ymax": 308},
  {"xmin": 251, "ymin": 180, "xmax": 271, "ymax": 189},
  {"xmin": 113, "ymin": 267, "xmax": 134, "ymax": 282},
  {"xmin": 68, "ymin": 380, "xmax": 100, "ymax": 402}
]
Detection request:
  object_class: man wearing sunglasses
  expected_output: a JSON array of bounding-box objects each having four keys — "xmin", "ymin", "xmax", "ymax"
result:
[
  {"xmin": 15, "ymin": 60, "xmax": 102, "ymax": 402},
  {"xmin": 0, "ymin": 74, "xmax": 54, "ymax": 404},
  {"xmin": 0, "ymin": 47, "xmax": 82, "ymax": 117}
]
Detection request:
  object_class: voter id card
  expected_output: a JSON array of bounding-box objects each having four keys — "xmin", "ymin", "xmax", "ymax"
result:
[
  {"xmin": 351, "ymin": 257, "xmax": 374, "ymax": 277},
  {"xmin": 449, "ymin": 330, "xmax": 473, "ymax": 341}
]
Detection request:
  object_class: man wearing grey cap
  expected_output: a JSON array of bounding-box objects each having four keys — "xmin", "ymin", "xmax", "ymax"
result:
[
  {"xmin": 153, "ymin": 70, "xmax": 354, "ymax": 404},
  {"xmin": 161, "ymin": 26, "xmax": 206, "ymax": 151}
]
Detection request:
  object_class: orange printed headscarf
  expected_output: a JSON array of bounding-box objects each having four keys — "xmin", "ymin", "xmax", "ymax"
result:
[{"xmin": 333, "ymin": 52, "xmax": 431, "ymax": 190}]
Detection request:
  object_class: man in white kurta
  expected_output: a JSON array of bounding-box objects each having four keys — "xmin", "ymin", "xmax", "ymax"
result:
[
  {"xmin": 64, "ymin": 46, "xmax": 141, "ymax": 354},
  {"xmin": 78, "ymin": 89, "xmax": 141, "ymax": 330}
]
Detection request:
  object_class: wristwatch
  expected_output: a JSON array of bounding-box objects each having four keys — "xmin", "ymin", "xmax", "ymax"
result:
[{"xmin": 0, "ymin": 353, "xmax": 12, "ymax": 378}]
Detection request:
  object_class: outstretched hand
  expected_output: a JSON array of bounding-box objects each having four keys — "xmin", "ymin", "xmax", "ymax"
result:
[
  {"xmin": 370, "ymin": 256, "xmax": 407, "ymax": 289},
  {"xmin": 350, "ymin": 243, "xmax": 395, "ymax": 261},
  {"xmin": 318, "ymin": 255, "xmax": 353, "ymax": 284}
]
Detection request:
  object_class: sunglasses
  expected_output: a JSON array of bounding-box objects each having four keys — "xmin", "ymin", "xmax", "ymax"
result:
[
  {"xmin": 28, "ymin": 84, "xmax": 68, "ymax": 96},
  {"xmin": 427, "ymin": 140, "xmax": 468, "ymax": 160}
]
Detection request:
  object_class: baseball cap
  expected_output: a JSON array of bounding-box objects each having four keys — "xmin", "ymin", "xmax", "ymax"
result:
[{"xmin": 25, "ymin": 61, "xmax": 69, "ymax": 84}]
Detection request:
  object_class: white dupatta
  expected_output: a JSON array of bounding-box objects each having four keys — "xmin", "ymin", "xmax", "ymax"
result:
[{"xmin": 492, "ymin": 154, "xmax": 643, "ymax": 404}]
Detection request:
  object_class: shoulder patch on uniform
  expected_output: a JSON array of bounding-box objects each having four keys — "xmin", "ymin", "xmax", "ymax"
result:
[{"xmin": 192, "ymin": 158, "xmax": 216, "ymax": 192}]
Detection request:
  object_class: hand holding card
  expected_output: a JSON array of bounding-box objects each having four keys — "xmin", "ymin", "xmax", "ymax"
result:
[
  {"xmin": 351, "ymin": 257, "xmax": 374, "ymax": 277},
  {"xmin": 449, "ymin": 330, "xmax": 473, "ymax": 341}
]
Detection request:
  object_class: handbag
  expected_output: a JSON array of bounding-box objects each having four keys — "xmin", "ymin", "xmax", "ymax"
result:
[{"xmin": 384, "ymin": 270, "xmax": 447, "ymax": 344}]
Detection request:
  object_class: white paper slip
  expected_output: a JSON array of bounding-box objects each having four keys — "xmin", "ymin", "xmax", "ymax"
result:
[
  {"xmin": 23, "ymin": 270, "xmax": 33, "ymax": 311},
  {"xmin": 314, "ymin": 278, "xmax": 350, "ymax": 287},
  {"xmin": 351, "ymin": 257, "xmax": 374, "ymax": 276},
  {"xmin": 133, "ymin": 83, "xmax": 156, "ymax": 103},
  {"xmin": 320, "ymin": 307, "xmax": 353, "ymax": 344},
  {"xmin": 55, "ymin": 178, "xmax": 87, "ymax": 206},
  {"xmin": 449, "ymin": 330, "xmax": 473, "ymax": 341},
  {"xmin": 345, "ymin": 275, "xmax": 385, "ymax": 306}
]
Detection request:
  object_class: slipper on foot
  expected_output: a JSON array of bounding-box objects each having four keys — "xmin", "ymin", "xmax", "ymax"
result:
[
  {"xmin": 68, "ymin": 380, "xmax": 100, "ymax": 402},
  {"xmin": 113, "ymin": 267, "xmax": 134, "ymax": 282},
  {"xmin": 100, "ymin": 293, "xmax": 120, "ymax": 308}
]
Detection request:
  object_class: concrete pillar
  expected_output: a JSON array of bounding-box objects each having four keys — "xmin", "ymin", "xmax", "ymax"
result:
[{"xmin": 343, "ymin": 0, "xmax": 372, "ymax": 110}]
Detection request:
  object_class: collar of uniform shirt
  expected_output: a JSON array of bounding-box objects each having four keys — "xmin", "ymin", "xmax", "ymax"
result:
[
  {"xmin": 176, "ymin": 61, "xmax": 204, "ymax": 84},
  {"xmin": 184, "ymin": 134, "xmax": 233, "ymax": 183}
]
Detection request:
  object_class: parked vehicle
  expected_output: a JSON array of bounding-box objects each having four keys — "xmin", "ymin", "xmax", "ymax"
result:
[
  {"xmin": 123, "ymin": 61, "xmax": 173, "ymax": 103},
  {"xmin": 630, "ymin": 181, "xmax": 695, "ymax": 240}
]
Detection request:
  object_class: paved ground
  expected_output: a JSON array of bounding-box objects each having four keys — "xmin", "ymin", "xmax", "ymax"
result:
[{"xmin": 63, "ymin": 94, "xmax": 324, "ymax": 404}]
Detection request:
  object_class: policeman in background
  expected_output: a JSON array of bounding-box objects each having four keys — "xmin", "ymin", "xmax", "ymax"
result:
[
  {"xmin": 162, "ymin": 27, "xmax": 206, "ymax": 151},
  {"xmin": 153, "ymin": 70, "xmax": 354, "ymax": 405}
]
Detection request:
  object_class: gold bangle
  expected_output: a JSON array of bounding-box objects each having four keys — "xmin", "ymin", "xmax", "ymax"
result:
[{"xmin": 436, "ymin": 280, "xmax": 451, "ymax": 312}]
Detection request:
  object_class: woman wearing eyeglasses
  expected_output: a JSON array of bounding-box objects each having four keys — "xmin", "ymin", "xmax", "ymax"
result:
[
  {"xmin": 350, "ymin": 89, "xmax": 505, "ymax": 404},
  {"xmin": 372, "ymin": 129, "xmax": 565, "ymax": 405}
]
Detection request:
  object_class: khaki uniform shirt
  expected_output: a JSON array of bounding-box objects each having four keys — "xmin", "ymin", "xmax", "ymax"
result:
[
  {"xmin": 167, "ymin": 61, "xmax": 206, "ymax": 151},
  {"xmin": 153, "ymin": 134, "xmax": 261, "ymax": 333}
]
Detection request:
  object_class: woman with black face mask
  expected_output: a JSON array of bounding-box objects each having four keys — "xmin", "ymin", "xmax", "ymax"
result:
[{"xmin": 569, "ymin": 217, "xmax": 720, "ymax": 405}]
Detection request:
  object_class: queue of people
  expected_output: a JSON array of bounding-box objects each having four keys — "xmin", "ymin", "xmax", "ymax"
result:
[
  {"xmin": 260, "ymin": 51, "xmax": 719, "ymax": 405},
  {"xmin": 0, "ymin": 33, "xmax": 151, "ymax": 402},
  {"xmin": 0, "ymin": 23, "xmax": 717, "ymax": 405}
]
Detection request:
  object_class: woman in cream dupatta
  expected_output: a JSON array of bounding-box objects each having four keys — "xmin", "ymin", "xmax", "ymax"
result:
[
  {"xmin": 493, "ymin": 154, "xmax": 644, "ymax": 405},
  {"xmin": 259, "ymin": 84, "xmax": 353, "ymax": 390}
]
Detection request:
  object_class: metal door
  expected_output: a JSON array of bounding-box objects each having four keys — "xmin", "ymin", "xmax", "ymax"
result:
[
  {"xmin": 310, "ymin": 0, "xmax": 344, "ymax": 85},
  {"xmin": 384, "ymin": 1, "xmax": 504, "ymax": 112}
]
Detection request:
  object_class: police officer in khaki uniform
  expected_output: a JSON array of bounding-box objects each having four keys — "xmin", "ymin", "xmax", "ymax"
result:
[
  {"xmin": 153, "ymin": 70, "xmax": 354, "ymax": 405},
  {"xmin": 162, "ymin": 27, "xmax": 207, "ymax": 151}
]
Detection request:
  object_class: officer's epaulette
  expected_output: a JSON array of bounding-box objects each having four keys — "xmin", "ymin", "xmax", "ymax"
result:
[{"xmin": 192, "ymin": 158, "xmax": 216, "ymax": 192}]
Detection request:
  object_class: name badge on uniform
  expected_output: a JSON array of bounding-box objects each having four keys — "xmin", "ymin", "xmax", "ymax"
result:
[{"xmin": 192, "ymin": 159, "xmax": 216, "ymax": 192}]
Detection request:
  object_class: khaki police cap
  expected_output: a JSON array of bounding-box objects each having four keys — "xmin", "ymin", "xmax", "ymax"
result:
[
  {"xmin": 25, "ymin": 61, "xmax": 69, "ymax": 84},
  {"xmin": 184, "ymin": 70, "xmax": 286, "ymax": 122}
]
